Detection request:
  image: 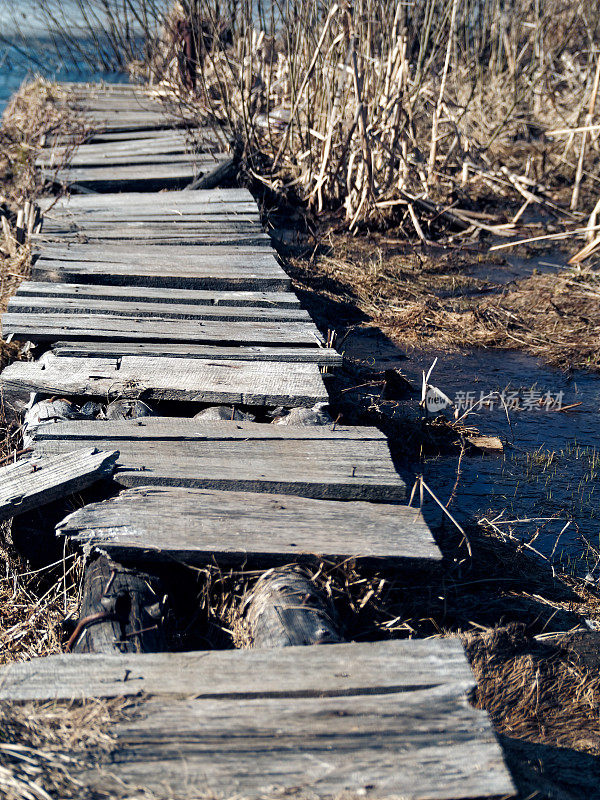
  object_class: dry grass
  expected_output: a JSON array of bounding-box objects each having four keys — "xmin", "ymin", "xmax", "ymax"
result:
[
  {"xmin": 285, "ymin": 232, "xmax": 600, "ymax": 372},
  {"xmin": 148, "ymin": 0, "xmax": 600, "ymax": 239},
  {"xmin": 0, "ymin": 697, "xmax": 136, "ymax": 800}
]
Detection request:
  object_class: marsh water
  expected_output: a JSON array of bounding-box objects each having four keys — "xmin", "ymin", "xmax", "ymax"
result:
[{"xmin": 343, "ymin": 302, "xmax": 600, "ymax": 576}]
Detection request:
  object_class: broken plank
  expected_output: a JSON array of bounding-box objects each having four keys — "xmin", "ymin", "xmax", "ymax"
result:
[
  {"xmin": 1, "ymin": 313, "xmax": 323, "ymax": 346},
  {"xmin": 0, "ymin": 448, "xmax": 118, "ymax": 522},
  {"xmin": 33, "ymin": 435, "xmax": 404, "ymax": 501},
  {"xmin": 50, "ymin": 342, "xmax": 342, "ymax": 365},
  {"xmin": 56, "ymin": 486, "xmax": 440, "ymax": 568},
  {"xmin": 2, "ymin": 356, "xmax": 328, "ymax": 406},
  {"xmin": 0, "ymin": 638, "xmax": 475, "ymax": 701},
  {"xmin": 16, "ymin": 282, "xmax": 300, "ymax": 308},
  {"xmin": 7, "ymin": 295, "xmax": 310, "ymax": 322}
]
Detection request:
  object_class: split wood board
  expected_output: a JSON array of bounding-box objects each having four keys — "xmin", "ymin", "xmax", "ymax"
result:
[
  {"xmin": 0, "ymin": 641, "xmax": 514, "ymax": 800},
  {"xmin": 40, "ymin": 219, "xmax": 263, "ymax": 232},
  {"xmin": 57, "ymin": 485, "xmax": 440, "ymax": 568},
  {"xmin": 37, "ymin": 187, "xmax": 255, "ymax": 211},
  {"xmin": 0, "ymin": 448, "xmax": 118, "ymax": 521},
  {"xmin": 0, "ymin": 637, "xmax": 475, "ymax": 700},
  {"xmin": 42, "ymin": 162, "xmax": 231, "ymax": 191},
  {"xmin": 1, "ymin": 313, "xmax": 323, "ymax": 346},
  {"xmin": 40, "ymin": 152, "xmax": 228, "ymax": 169},
  {"xmin": 31, "ymin": 261, "xmax": 291, "ymax": 291},
  {"xmin": 37, "ymin": 133, "xmax": 205, "ymax": 165},
  {"xmin": 31, "ymin": 230, "xmax": 271, "ymax": 249},
  {"xmin": 50, "ymin": 342, "xmax": 342, "ymax": 365},
  {"xmin": 17, "ymin": 282, "xmax": 300, "ymax": 308},
  {"xmin": 2, "ymin": 356, "xmax": 328, "ymax": 406},
  {"xmin": 31, "ymin": 420, "xmax": 405, "ymax": 500},
  {"xmin": 7, "ymin": 296, "xmax": 310, "ymax": 323},
  {"xmin": 33, "ymin": 229, "xmax": 270, "ymax": 247},
  {"xmin": 42, "ymin": 208, "xmax": 261, "ymax": 222}
]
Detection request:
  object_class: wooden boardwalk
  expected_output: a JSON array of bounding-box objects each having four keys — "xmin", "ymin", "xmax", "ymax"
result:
[{"xmin": 0, "ymin": 83, "xmax": 515, "ymax": 799}]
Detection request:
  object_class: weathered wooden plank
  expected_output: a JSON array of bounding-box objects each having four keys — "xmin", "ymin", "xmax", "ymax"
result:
[
  {"xmin": 33, "ymin": 243, "xmax": 279, "ymax": 264},
  {"xmin": 33, "ymin": 439, "xmax": 404, "ymax": 501},
  {"xmin": 2, "ymin": 356, "xmax": 328, "ymax": 406},
  {"xmin": 17, "ymin": 282, "xmax": 300, "ymax": 309},
  {"xmin": 56, "ymin": 486, "xmax": 439, "ymax": 567},
  {"xmin": 72, "ymin": 554, "xmax": 166, "ymax": 655},
  {"xmin": 43, "ymin": 208, "xmax": 261, "ymax": 222},
  {"xmin": 0, "ymin": 448, "xmax": 118, "ymax": 521},
  {"xmin": 31, "ymin": 262, "xmax": 291, "ymax": 290},
  {"xmin": 39, "ymin": 220, "xmax": 263, "ymax": 234},
  {"xmin": 34, "ymin": 227, "xmax": 269, "ymax": 246},
  {"xmin": 49, "ymin": 341, "xmax": 341, "ymax": 363},
  {"xmin": 31, "ymin": 419, "xmax": 384, "ymax": 442},
  {"xmin": 0, "ymin": 638, "xmax": 475, "ymax": 700},
  {"xmin": 43, "ymin": 161, "xmax": 232, "ymax": 191},
  {"xmin": 87, "ymin": 685, "xmax": 513, "ymax": 800},
  {"xmin": 37, "ymin": 188, "xmax": 255, "ymax": 211},
  {"xmin": 7, "ymin": 296, "xmax": 309, "ymax": 322},
  {"xmin": 38, "ymin": 134, "xmax": 204, "ymax": 165},
  {"xmin": 2, "ymin": 314, "xmax": 322, "ymax": 346},
  {"xmin": 31, "ymin": 246, "xmax": 290, "ymax": 290},
  {"xmin": 44, "ymin": 152, "xmax": 228, "ymax": 170}
]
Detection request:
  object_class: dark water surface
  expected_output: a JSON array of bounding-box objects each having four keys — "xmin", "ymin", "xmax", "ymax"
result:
[{"xmin": 343, "ymin": 330, "xmax": 600, "ymax": 572}]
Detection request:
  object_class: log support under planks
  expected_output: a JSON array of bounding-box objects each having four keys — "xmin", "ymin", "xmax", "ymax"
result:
[
  {"xmin": 241, "ymin": 566, "xmax": 344, "ymax": 648},
  {"xmin": 70, "ymin": 553, "xmax": 167, "ymax": 654}
]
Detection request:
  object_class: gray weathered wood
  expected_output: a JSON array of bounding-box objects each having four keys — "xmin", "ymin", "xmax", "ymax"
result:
[
  {"xmin": 7, "ymin": 295, "xmax": 309, "ymax": 322},
  {"xmin": 2, "ymin": 356, "xmax": 328, "ymax": 406},
  {"xmin": 56, "ymin": 486, "xmax": 440, "ymax": 568},
  {"xmin": 0, "ymin": 448, "xmax": 118, "ymax": 521},
  {"xmin": 85, "ymin": 685, "xmax": 513, "ymax": 800},
  {"xmin": 37, "ymin": 188, "xmax": 254, "ymax": 211},
  {"xmin": 17, "ymin": 282, "xmax": 300, "ymax": 308},
  {"xmin": 31, "ymin": 420, "xmax": 405, "ymax": 501},
  {"xmin": 33, "ymin": 227, "xmax": 269, "ymax": 246},
  {"xmin": 1, "ymin": 313, "xmax": 323, "ymax": 346},
  {"xmin": 72, "ymin": 553, "xmax": 166, "ymax": 655},
  {"xmin": 39, "ymin": 151, "xmax": 225, "ymax": 169},
  {"xmin": 242, "ymin": 567, "xmax": 344, "ymax": 647},
  {"xmin": 31, "ymin": 262, "xmax": 290, "ymax": 291},
  {"xmin": 32, "ymin": 419, "xmax": 385, "ymax": 442},
  {"xmin": 0, "ymin": 638, "xmax": 476, "ymax": 701},
  {"xmin": 43, "ymin": 160, "xmax": 232, "ymax": 191},
  {"xmin": 50, "ymin": 342, "xmax": 342, "ymax": 364}
]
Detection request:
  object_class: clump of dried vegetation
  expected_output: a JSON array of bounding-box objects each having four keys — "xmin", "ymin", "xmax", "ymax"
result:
[{"xmin": 140, "ymin": 0, "xmax": 600, "ymax": 371}]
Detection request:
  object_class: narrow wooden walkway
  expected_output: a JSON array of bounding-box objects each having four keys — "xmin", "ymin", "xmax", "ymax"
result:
[{"xmin": 0, "ymin": 83, "xmax": 515, "ymax": 799}]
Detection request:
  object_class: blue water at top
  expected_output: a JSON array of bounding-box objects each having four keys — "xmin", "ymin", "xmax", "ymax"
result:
[{"xmin": 0, "ymin": 0, "xmax": 160, "ymax": 113}]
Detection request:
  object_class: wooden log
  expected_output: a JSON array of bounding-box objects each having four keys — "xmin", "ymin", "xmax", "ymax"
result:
[
  {"xmin": 242, "ymin": 567, "xmax": 344, "ymax": 648},
  {"xmin": 0, "ymin": 448, "xmax": 118, "ymax": 522},
  {"xmin": 71, "ymin": 553, "xmax": 167, "ymax": 655}
]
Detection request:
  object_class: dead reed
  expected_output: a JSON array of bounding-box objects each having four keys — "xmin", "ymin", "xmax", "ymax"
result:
[{"xmin": 145, "ymin": 0, "xmax": 600, "ymax": 238}]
